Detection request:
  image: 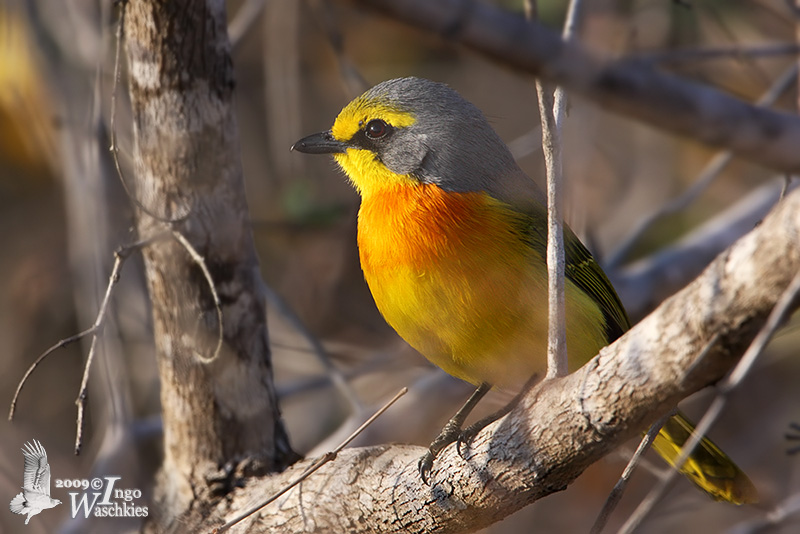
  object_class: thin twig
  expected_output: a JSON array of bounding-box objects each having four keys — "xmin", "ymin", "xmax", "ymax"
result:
[
  {"xmin": 590, "ymin": 411, "xmax": 672, "ymax": 534},
  {"xmin": 262, "ymin": 282, "xmax": 362, "ymax": 414},
  {"xmin": 9, "ymin": 235, "xmax": 163, "ymax": 455},
  {"xmin": 109, "ymin": 0, "xmax": 190, "ymax": 223},
  {"xmin": 228, "ymin": 0, "xmax": 266, "ymax": 49},
  {"xmin": 9, "ymin": 326, "xmax": 95, "ymax": 421},
  {"xmin": 9, "ymin": 236, "xmax": 163, "ymax": 423},
  {"xmin": 74, "ymin": 328, "xmax": 104, "ymax": 454},
  {"xmin": 726, "ymin": 492, "xmax": 800, "ymax": 534},
  {"xmin": 620, "ymin": 269, "xmax": 800, "ymax": 534},
  {"xmin": 213, "ymin": 387, "xmax": 408, "ymax": 533},
  {"xmin": 637, "ymin": 43, "xmax": 800, "ymax": 65},
  {"xmin": 606, "ymin": 63, "xmax": 798, "ymax": 269},
  {"xmin": 548, "ymin": 0, "xmax": 581, "ymax": 378},
  {"xmin": 74, "ymin": 236, "xmax": 168, "ymax": 454},
  {"xmin": 307, "ymin": 0, "xmax": 369, "ymax": 97},
  {"xmin": 527, "ymin": 0, "xmax": 581, "ymax": 379},
  {"xmin": 537, "ymin": 80, "xmax": 568, "ymax": 380},
  {"xmin": 171, "ymin": 230, "xmax": 224, "ymax": 364}
]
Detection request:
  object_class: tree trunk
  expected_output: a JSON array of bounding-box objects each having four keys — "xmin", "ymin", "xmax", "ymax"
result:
[{"xmin": 123, "ymin": 0, "xmax": 295, "ymax": 528}]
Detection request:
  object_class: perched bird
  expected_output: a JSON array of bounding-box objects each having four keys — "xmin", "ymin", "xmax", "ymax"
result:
[
  {"xmin": 9, "ymin": 440, "xmax": 61, "ymax": 524},
  {"xmin": 293, "ymin": 76, "xmax": 757, "ymax": 503}
]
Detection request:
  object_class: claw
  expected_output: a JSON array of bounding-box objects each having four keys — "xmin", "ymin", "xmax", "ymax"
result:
[
  {"xmin": 456, "ymin": 427, "xmax": 478, "ymax": 458},
  {"xmin": 418, "ymin": 424, "xmax": 461, "ymax": 484},
  {"xmin": 418, "ymin": 452, "xmax": 435, "ymax": 485},
  {"xmin": 417, "ymin": 383, "xmax": 493, "ymax": 485}
]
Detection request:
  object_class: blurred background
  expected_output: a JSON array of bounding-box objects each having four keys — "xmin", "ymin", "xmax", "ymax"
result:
[{"xmin": 1, "ymin": 0, "xmax": 799, "ymax": 532}]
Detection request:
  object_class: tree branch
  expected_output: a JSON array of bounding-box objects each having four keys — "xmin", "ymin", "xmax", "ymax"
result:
[
  {"xmin": 194, "ymin": 188, "xmax": 800, "ymax": 533},
  {"xmin": 351, "ymin": 0, "xmax": 800, "ymax": 173}
]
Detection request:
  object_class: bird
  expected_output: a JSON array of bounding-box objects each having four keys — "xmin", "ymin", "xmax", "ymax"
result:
[
  {"xmin": 9, "ymin": 440, "xmax": 62, "ymax": 524},
  {"xmin": 292, "ymin": 76, "xmax": 757, "ymax": 504}
]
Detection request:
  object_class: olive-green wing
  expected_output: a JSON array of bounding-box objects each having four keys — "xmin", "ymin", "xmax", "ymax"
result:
[
  {"xmin": 514, "ymin": 206, "xmax": 757, "ymax": 505},
  {"xmin": 562, "ymin": 225, "xmax": 630, "ymax": 341},
  {"xmin": 518, "ymin": 209, "xmax": 630, "ymax": 343}
]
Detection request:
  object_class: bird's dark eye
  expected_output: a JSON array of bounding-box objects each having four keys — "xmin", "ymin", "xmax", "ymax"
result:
[{"xmin": 365, "ymin": 119, "xmax": 388, "ymax": 139}]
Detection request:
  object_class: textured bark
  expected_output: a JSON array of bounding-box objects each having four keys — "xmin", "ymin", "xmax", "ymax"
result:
[
  {"xmin": 123, "ymin": 0, "xmax": 294, "ymax": 528},
  {"xmin": 203, "ymin": 188, "xmax": 800, "ymax": 533}
]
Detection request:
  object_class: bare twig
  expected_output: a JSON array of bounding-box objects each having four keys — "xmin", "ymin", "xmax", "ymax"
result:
[
  {"xmin": 590, "ymin": 412, "xmax": 672, "ymax": 534},
  {"xmin": 262, "ymin": 282, "xmax": 362, "ymax": 414},
  {"xmin": 9, "ymin": 236, "xmax": 164, "ymax": 454},
  {"xmin": 9, "ymin": 326, "xmax": 95, "ymax": 422},
  {"xmin": 527, "ymin": 0, "xmax": 581, "ymax": 379},
  {"xmin": 307, "ymin": 0, "xmax": 369, "ymax": 97},
  {"xmin": 637, "ymin": 43, "xmax": 800, "ymax": 65},
  {"xmin": 726, "ymin": 492, "xmax": 800, "ymax": 534},
  {"xmin": 535, "ymin": 79, "xmax": 568, "ymax": 379},
  {"xmin": 214, "ymin": 387, "xmax": 408, "ymax": 533},
  {"xmin": 606, "ymin": 63, "xmax": 799, "ymax": 269},
  {"xmin": 620, "ymin": 269, "xmax": 800, "ymax": 534},
  {"xmin": 171, "ymin": 230, "xmax": 224, "ymax": 364},
  {"xmin": 547, "ymin": 0, "xmax": 581, "ymax": 379},
  {"xmin": 228, "ymin": 0, "xmax": 265, "ymax": 49}
]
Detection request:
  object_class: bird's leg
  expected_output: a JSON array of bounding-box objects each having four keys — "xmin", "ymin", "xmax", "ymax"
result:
[
  {"xmin": 419, "ymin": 382, "xmax": 491, "ymax": 484},
  {"xmin": 457, "ymin": 373, "xmax": 539, "ymax": 456}
]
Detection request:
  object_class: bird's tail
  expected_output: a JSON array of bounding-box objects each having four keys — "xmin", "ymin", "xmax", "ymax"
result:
[
  {"xmin": 9, "ymin": 492, "xmax": 26, "ymax": 514},
  {"xmin": 652, "ymin": 411, "xmax": 759, "ymax": 504}
]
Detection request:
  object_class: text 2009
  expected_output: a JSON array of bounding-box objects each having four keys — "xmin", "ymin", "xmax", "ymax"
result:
[{"xmin": 55, "ymin": 479, "xmax": 91, "ymax": 490}]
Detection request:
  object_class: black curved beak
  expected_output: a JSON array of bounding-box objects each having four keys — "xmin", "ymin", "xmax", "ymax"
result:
[{"xmin": 291, "ymin": 131, "xmax": 348, "ymax": 154}]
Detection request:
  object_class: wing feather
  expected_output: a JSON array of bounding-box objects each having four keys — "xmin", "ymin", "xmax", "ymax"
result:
[{"xmin": 517, "ymin": 207, "xmax": 630, "ymax": 342}]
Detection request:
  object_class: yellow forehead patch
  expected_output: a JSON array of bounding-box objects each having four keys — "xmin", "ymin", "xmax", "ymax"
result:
[{"xmin": 330, "ymin": 96, "xmax": 416, "ymax": 142}]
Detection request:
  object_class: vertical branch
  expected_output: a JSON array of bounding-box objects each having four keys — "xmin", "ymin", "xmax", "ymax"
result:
[
  {"xmin": 528, "ymin": 0, "xmax": 583, "ymax": 379},
  {"xmin": 553, "ymin": 0, "xmax": 582, "ymax": 129},
  {"xmin": 536, "ymin": 83, "xmax": 568, "ymax": 379}
]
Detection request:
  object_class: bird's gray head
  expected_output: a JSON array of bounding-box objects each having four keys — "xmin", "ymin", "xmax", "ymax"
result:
[{"xmin": 293, "ymin": 77, "xmax": 537, "ymax": 202}]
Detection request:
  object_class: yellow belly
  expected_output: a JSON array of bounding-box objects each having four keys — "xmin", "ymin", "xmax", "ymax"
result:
[{"xmin": 357, "ymin": 183, "xmax": 608, "ymax": 390}]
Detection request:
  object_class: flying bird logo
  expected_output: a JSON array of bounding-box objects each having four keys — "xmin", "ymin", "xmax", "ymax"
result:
[{"xmin": 9, "ymin": 440, "xmax": 61, "ymax": 524}]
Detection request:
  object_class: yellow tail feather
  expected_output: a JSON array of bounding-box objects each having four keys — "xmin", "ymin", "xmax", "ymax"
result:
[{"xmin": 651, "ymin": 412, "xmax": 759, "ymax": 504}]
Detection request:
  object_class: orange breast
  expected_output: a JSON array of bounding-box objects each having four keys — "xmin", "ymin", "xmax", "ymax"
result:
[
  {"xmin": 358, "ymin": 184, "xmax": 505, "ymax": 269},
  {"xmin": 356, "ymin": 183, "xmax": 549, "ymax": 387}
]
